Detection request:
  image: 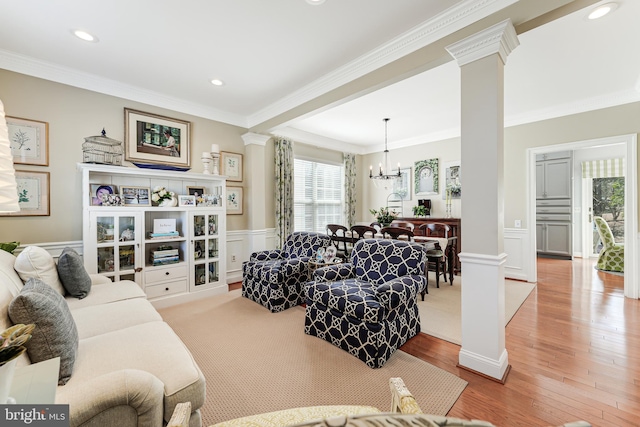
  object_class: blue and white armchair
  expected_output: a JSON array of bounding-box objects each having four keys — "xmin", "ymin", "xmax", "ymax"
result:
[
  {"xmin": 242, "ymin": 232, "xmax": 332, "ymax": 312},
  {"xmin": 304, "ymin": 238, "xmax": 427, "ymax": 368}
]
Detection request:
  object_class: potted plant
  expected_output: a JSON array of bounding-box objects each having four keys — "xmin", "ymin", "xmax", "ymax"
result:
[
  {"xmin": 369, "ymin": 207, "xmax": 398, "ymax": 227},
  {"xmin": 0, "ymin": 324, "xmax": 35, "ymax": 403},
  {"xmin": 412, "ymin": 205, "xmax": 427, "ymax": 217}
]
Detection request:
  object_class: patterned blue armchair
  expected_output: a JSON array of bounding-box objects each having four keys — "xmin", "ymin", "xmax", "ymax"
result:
[
  {"xmin": 304, "ymin": 239, "xmax": 427, "ymax": 368},
  {"xmin": 242, "ymin": 232, "xmax": 332, "ymax": 312}
]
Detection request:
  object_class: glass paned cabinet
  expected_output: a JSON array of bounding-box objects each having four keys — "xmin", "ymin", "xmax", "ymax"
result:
[
  {"xmin": 87, "ymin": 211, "xmax": 141, "ymax": 282},
  {"xmin": 189, "ymin": 211, "xmax": 224, "ymax": 291}
]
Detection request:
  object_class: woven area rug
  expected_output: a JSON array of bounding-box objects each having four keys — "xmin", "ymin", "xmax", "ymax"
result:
[
  {"xmin": 159, "ymin": 290, "xmax": 468, "ymax": 426},
  {"xmin": 418, "ymin": 278, "xmax": 535, "ymax": 345}
]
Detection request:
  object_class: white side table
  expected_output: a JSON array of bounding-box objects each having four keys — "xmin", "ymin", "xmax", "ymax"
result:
[{"xmin": 9, "ymin": 357, "xmax": 60, "ymax": 404}]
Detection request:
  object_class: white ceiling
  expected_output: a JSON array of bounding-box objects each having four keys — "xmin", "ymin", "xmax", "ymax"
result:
[{"xmin": 1, "ymin": 0, "xmax": 638, "ymax": 154}]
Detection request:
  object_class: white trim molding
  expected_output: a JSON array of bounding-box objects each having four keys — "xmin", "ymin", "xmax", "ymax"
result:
[
  {"xmin": 446, "ymin": 18, "xmax": 519, "ymax": 66},
  {"xmin": 503, "ymin": 228, "xmax": 532, "ymax": 282}
]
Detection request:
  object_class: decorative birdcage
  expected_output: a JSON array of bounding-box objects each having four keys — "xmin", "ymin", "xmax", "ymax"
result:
[{"xmin": 82, "ymin": 129, "xmax": 123, "ymax": 166}]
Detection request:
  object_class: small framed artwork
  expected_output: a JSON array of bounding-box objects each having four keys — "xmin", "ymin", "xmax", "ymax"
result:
[
  {"xmin": 0, "ymin": 170, "xmax": 50, "ymax": 216},
  {"xmin": 226, "ymin": 186, "xmax": 243, "ymax": 214},
  {"xmin": 90, "ymin": 184, "xmax": 118, "ymax": 206},
  {"xmin": 124, "ymin": 108, "xmax": 191, "ymax": 169},
  {"xmin": 120, "ymin": 186, "xmax": 151, "ymax": 206},
  {"xmin": 221, "ymin": 151, "xmax": 243, "ymax": 182},
  {"xmin": 178, "ymin": 195, "xmax": 196, "ymax": 206},
  {"xmin": 186, "ymin": 186, "xmax": 205, "ymax": 198},
  {"xmin": 391, "ymin": 167, "xmax": 412, "ymax": 201},
  {"xmin": 415, "ymin": 158, "xmax": 439, "ymax": 195},
  {"xmin": 7, "ymin": 116, "xmax": 49, "ymax": 166}
]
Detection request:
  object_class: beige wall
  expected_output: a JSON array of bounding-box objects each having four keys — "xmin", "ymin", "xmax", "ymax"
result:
[
  {"xmin": 359, "ymin": 102, "xmax": 640, "ymax": 229},
  {"xmin": 0, "ymin": 70, "xmax": 248, "ymax": 244}
]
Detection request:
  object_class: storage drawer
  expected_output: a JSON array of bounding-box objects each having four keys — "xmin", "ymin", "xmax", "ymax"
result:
[
  {"xmin": 536, "ymin": 214, "xmax": 571, "ymax": 222},
  {"xmin": 536, "ymin": 206, "xmax": 571, "ymax": 214},
  {"xmin": 536, "ymin": 198, "xmax": 571, "ymax": 207},
  {"xmin": 145, "ymin": 280, "xmax": 187, "ymax": 299},
  {"xmin": 145, "ymin": 264, "xmax": 188, "ymax": 284}
]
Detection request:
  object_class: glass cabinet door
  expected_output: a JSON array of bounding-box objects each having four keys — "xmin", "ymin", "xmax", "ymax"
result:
[
  {"xmin": 89, "ymin": 211, "xmax": 141, "ymax": 282},
  {"xmin": 190, "ymin": 211, "xmax": 221, "ymax": 291}
]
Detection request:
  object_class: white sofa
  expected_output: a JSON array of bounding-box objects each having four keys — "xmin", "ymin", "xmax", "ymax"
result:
[{"xmin": 0, "ymin": 247, "xmax": 205, "ymax": 427}]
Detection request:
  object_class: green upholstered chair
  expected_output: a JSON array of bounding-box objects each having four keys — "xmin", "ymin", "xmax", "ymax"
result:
[{"xmin": 594, "ymin": 216, "xmax": 624, "ymax": 273}]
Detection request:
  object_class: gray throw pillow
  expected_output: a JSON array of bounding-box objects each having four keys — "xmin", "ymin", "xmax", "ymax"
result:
[
  {"xmin": 8, "ymin": 278, "xmax": 79, "ymax": 385},
  {"xmin": 57, "ymin": 247, "xmax": 91, "ymax": 299}
]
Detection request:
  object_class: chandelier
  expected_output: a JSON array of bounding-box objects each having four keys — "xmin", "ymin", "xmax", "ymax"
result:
[{"xmin": 369, "ymin": 118, "xmax": 401, "ymax": 180}]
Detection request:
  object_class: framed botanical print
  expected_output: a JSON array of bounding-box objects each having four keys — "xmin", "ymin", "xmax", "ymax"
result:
[
  {"xmin": 226, "ymin": 186, "xmax": 243, "ymax": 214},
  {"xmin": 1, "ymin": 170, "xmax": 50, "ymax": 216},
  {"xmin": 443, "ymin": 161, "xmax": 461, "ymax": 199},
  {"xmin": 221, "ymin": 151, "xmax": 243, "ymax": 182},
  {"xmin": 392, "ymin": 167, "xmax": 412, "ymax": 201},
  {"xmin": 7, "ymin": 116, "xmax": 49, "ymax": 166}
]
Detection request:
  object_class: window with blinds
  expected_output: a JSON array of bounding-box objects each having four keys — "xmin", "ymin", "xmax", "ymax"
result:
[{"xmin": 294, "ymin": 158, "xmax": 344, "ymax": 233}]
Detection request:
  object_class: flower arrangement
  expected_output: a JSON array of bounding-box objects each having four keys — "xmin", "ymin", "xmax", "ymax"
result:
[
  {"xmin": 151, "ymin": 186, "xmax": 176, "ymax": 205},
  {"xmin": 369, "ymin": 207, "xmax": 398, "ymax": 225},
  {"xmin": 1, "ymin": 324, "xmax": 35, "ymax": 367}
]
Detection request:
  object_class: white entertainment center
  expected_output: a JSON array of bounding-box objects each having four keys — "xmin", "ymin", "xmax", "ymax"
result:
[{"xmin": 78, "ymin": 163, "xmax": 228, "ymax": 307}]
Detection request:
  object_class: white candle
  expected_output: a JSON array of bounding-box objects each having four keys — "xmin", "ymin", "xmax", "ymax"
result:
[
  {"xmin": 210, "ymin": 144, "xmax": 220, "ymax": 153},
  {"xmin": 202, "ymin": 151, "xmax": 212, "ymax": 158}
]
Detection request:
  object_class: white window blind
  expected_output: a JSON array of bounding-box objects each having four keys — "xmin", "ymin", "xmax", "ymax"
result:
[{"xmin": 294, "ymin": 158, "xmax": 344, "ymax": 233}]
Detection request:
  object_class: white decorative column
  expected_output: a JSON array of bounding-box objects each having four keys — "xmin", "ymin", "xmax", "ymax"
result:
[
  {"xmin": 241, "ymin": 132, "xmax": 271, "ymax": 253},
  {"xmin": 446, "ymin": 19, "xmax": 519, "ymax": 382}
]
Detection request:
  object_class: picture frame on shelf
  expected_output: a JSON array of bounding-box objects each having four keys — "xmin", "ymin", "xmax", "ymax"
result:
[
  {"xmin": 124, "ymin": 108, "xmax": 191, "ymax": 170},
  {"xmin": 178, "ymin": 195, "xmax": 196, "ymax": 207},
  {"xmin": 226, "ymin": 186, "xmax": 243, "ymax": 214},
  {"xmin": 101, "ymin": 194, "xmax": 123, "ymax": 207},
  {"xmin": 90, "ymin": 184, "xmax": 118, "ymax": 206},
  {"xmin": 220, "ymin": 151, "xmax": 243, "ymax": 181},
  {"xmin": 7, "ymin": 116, "xmax": 49, "ymax": 166},
  {"xmin": 120, "ymin": 186, "xmax": 151, "ymax": 206},
  {"xmin": 186, "ymin": 186, "xmax": 205, "ymax": 198},
  {"xmin": 0, "ymin": 170, "xmax": 50, "ymax": 216},
  {"xmin": 414, "ymin": 158, "xmax": 439, "ymax": 196}
]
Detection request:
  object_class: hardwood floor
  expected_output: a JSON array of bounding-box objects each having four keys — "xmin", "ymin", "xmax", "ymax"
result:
[
  {"xmin": 230, "ymin": 258, "xmax": 638, "ymax": 426},
  {"xmin": 401, "ymin": 257, "xmax": 639, "ymax": 427}
]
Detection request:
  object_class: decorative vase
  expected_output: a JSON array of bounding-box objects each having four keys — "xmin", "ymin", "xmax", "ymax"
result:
[
  {"xmin": 159, "ymin": 196, "xmax": 178, "ymax": 207},
  {"xmin": 0, "ymin": 358, "xmax": 18, "ymax": 404}
]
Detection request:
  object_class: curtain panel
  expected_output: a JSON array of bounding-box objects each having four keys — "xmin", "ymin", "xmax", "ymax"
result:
[
  {"xmin": 343, "ymin": 153, "xmax": 357, "ymax": 228},
  {"xmin": 274, "ymin": 137, "xmax": 294, "ymax": 249},
  {"xmin": 582, "ymin": 158, "xmax": 625, "ymax": 178}
]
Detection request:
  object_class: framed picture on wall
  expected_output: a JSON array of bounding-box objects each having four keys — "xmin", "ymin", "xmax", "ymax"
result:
[
  {"xmin": 221, "ymin": 151, "xmax": 243, "ymax": 182},
  {"xmin": 391, "ymin": 167, "xmax": 411, "ymax": 201},
  {"xmin": 414, "ymin": 158, "xmax": 439, "ymax": 195},
  {"xmin": 0, "ymin": 170, "xmax": 50, "ymax": 216},
  {"xmin": 226, "ymin": 186, "xmax": 243, "ymax": 214},
  {"xmin": 124, "ymin": 108, "xmax": 191, "ymax": 170},
  {"xmin": 443, "ymin": 161, "xmax": 461, "ymax": 199},
  {"xmin": 7, "ymin": 116, "xmax": 49, "ymax": 166}
]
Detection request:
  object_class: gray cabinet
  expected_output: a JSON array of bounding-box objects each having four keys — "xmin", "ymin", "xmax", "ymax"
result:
[{"xmin": 536, "ymin": 151, "xmax": 572, "ymax": 259}]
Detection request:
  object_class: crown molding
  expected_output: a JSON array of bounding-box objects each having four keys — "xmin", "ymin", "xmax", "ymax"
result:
[
  {"xmin": 0, "ymin": 49, "xmax": 248, "ymax": 128},
  {"xmin": 446, "ymin": 19, "xmax": 519, "ymax": 66},
  {"xmin": 247, "ymin": 0, "xmax": 519, "ymax": 128},
  {"xmin": 241, "ymin": 132, "xmax": 271, "ymax": 146}
]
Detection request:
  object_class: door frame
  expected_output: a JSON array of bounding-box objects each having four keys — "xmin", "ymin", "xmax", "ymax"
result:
[{"xmin": 526, "ymin": 133, "xmax": 638, "ymax": 299}]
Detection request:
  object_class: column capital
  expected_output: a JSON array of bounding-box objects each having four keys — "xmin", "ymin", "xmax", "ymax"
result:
[
  {"xmin": 446, "ymin": 19, "xmax": 519, "ymax": 67},
  {"xmin": 241, "ymin": 132, "xmax": 270, "ymax": 146}
]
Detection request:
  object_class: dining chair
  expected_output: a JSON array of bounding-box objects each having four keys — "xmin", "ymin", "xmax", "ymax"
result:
[
  {"xmin": 390, "ymin": 220, "xmax": 415, "ymax": 231},
  {"xmin": 326, "ymin": 224, "xmax": 350, "ymax": 257},
  {"xmin": 350, "ymin": 225, "xmax": 377, "ymax": 241},
  {"xmin": 380, "ymin": 226, "xmax": 414, "ymax": 241},
  {"xmin": 418, "ymin": 223, "xmax": 452, "ymax": 288}
]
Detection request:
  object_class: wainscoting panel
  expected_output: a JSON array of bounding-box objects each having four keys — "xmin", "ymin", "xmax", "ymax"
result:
[{"xmin": 504, "ymin": 228, "xmax": 532, "ymax": 282}]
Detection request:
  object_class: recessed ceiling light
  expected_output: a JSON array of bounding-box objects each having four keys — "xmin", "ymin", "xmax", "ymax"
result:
[
  {"xmin": 587, "ymin": 2, "xmax": 618, "ymax": 20},
  {"xmin": 72, "ymin": 29, "xmax": 99, "ymax": 42},
  {"xmin": 210, "ymin": 79, "xmax": 225, "ymax": 86},
  {"xmin": 306, "ymin": 0, "xmax": 326, "ymax": 5}
]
